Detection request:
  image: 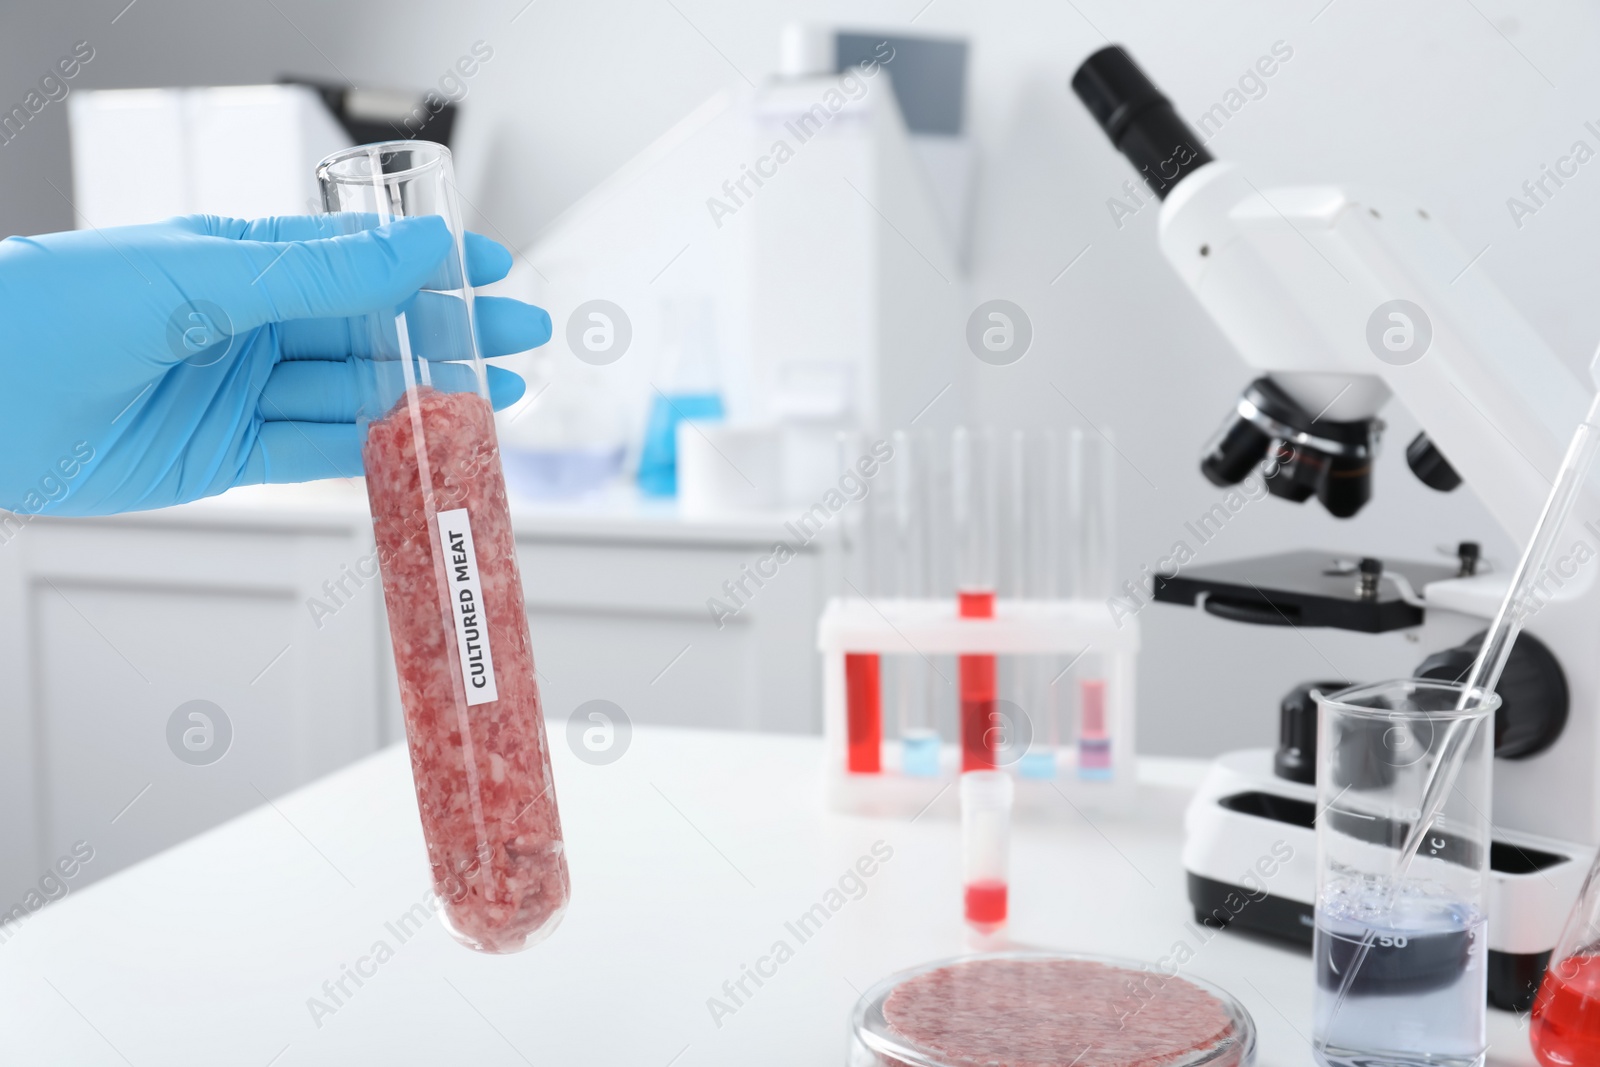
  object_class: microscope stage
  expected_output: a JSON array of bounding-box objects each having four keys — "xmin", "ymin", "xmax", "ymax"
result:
[{"xmin": 1153, "ymin": 549, "xmax": 1459, "ymax": 633}]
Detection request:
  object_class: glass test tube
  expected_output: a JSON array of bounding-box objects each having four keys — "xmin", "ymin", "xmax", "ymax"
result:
[
  {"xmin": 318, "ymin": 142, "xmax": 568, "ymax": 953},
  {"xmin": 961, "ymin": 770, "xmax": 1013, "ymax": 934},
  {"xmin": 1013, "ymin": 429, "xmax": 1060, "ymax": 780},
  {"xmin": 1070, "ymin": 429, "xmax": 1115, "ymax": 780},
  {"xmin": 839, "ymin": 431, "xmax": 881, "ymax": 774},
  {"xmin": 953, "ymin": 427, "xmax": 999, "ymax": 771},
  {"xmin": 893, "ymin": 430, "xmax": 940, "ymax": 776}
]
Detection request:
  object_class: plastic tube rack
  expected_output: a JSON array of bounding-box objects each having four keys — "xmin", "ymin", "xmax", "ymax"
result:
[{"xmin": 818, "ymin": 596, "xmax": 1138, "ymax": 819}]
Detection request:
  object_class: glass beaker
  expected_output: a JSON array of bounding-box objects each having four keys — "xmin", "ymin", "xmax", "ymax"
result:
[
  {"xmin": 1532, "ymin": 853, "xmax": 1600, "ymax": 1065},
  {"xmin": 318, "ymin": 142, "xmax": 569, "ymax": 953},
  {"xmin": 1312, "ymin": 680, "xmax": 1496, "ymax": 1067}
]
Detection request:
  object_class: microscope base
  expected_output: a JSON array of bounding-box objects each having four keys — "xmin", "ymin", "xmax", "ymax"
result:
[{"xmin": 1182, "ymin": 749, "xmax": 1591, "ymax": 1013}]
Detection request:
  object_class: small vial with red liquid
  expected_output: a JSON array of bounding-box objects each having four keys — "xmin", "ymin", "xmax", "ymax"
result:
[
  {"xmin": 960, "ymin": 770, "xmax": 1013, "ymax": 935},
  {"xmin": 1533, "ymin": 851, "xmax": 1600, "ymax": 1066},
  {"xmin": 319, "ymin": 141, "xmax": 569, "ymax": 954}
]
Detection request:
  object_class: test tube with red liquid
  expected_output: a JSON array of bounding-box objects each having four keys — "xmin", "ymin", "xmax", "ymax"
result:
[
  {"xmin": 1532, "ymin": 851, "xmax": 1600, "ymax": 1066},
  {"xmin": 954, "ymin": 428, "xmax": 999, "ymax": 771},
  {"xmin": 840, "ymin": 432, "xmax": 881, "ymax": 774},
  {"xmin": 961, "ymin": 770, "xmax": 1013, "ymax": 935},
  {"xmin": 319, "ymin": 142, "xmax": 568, "ymax": 953}
]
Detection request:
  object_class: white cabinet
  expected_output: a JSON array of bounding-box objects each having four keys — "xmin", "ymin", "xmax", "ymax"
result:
[
  {"xmin": 0, "ymin": 509, "xmax": 386, "ymax": 903},
  {"xmin": 515, "ymin": 535, "xmax": 824, "ymax": 737},
  {"xmin": 0, "ymin": 485, "xmax": 826, "ymax": 906}
]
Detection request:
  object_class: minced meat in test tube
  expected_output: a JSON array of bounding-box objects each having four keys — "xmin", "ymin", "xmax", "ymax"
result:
[{"xmin": 317, "ymin": 140, "xmax": 570, "ymax": 953}]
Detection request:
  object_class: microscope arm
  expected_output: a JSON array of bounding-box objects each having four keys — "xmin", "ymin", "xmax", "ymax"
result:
[
  {"xmin": 1158, "ymin": 159, "xmax": 1585, "ymax": 537},
  {"xmin": 1072, "ymin": 44, "xmax": 1588, "ymax": 535}
]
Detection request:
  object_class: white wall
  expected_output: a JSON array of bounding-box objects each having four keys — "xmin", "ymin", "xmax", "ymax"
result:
[{"xmin": 5, "ymin": 0, "xmax": 1600, "ymax": 755}]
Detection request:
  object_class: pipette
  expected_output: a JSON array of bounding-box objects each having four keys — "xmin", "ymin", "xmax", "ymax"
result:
[
  {"xmin": 1400, "ymin": 384, "xmax": 1600, "ymax": 867},
  {"xmin": 1462, "ymin": 385, "xmax": 1600, "ymax": 696}
]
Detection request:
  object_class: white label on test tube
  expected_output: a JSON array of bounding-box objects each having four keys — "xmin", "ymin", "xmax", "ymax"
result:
[{"xmin": 437, "ymin": 507, "xmax": 499, "ymax": 705}]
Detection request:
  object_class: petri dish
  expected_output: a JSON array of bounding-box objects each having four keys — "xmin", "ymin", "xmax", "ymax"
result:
[{"xmin": 850, "ymin": 952, "xmax": 1257, "ymax": 1067}]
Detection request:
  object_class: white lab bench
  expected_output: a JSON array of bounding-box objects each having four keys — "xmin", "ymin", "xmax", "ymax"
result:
[
  {"xmin": 0, "ymin": 481, "xmax": 829, "ymax": 905},
  {"xmin": 0, "ymin": 725, "xmax": 1537, "ymax": 1066}
]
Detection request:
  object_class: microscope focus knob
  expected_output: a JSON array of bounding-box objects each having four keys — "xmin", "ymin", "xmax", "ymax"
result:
[
  {"xmin": 1415, "ymin": 630, "xmax": 1569, "ymax": 759},
  {"xmin": 1275, "ymin": 680, "xmax": 1351, "ymax": 785},
  {"xmin": 1406, "ymin": 432, "xmax": 1463, "ymax": 492}
]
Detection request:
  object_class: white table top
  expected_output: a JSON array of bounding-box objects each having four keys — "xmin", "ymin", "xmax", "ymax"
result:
[
  {"xmin": 48, "ymin": 480, "xmax": 818, "ymax": 549},
  {"xmin": 0, "ymin": 726, "xmax": 1539, "ymax": 1066}
]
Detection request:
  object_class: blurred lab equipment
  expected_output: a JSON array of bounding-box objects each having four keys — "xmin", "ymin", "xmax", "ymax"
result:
[
  {"xmin": 1311, "ymin": 681, "xmax": 1494, "ymax": 1067},
  {"xmin": 319, "ymin": 141, "xmax": 568, "ymax": 953},
  {"xmin": 500, "ymin": 443, "xmax": 627, "ymax": 501},
  {"xmin": 68, "ymin": 80, "xmax": 458, "ymax": 227},
  {"xmin": 849, "ymin": 953, "xmax": 1258, "ymax": 1067},
  {"xmin": 674, "ymin": 422, "xmax": 782, "ymax": 516},
  {"xmin": 817, "ymin": 427, "xmax": 1136, "ymax": 819},
  {"xmin": 960, "ymin": 770, "xmax": 1012, "ymax": 935},
  {"xmin": 523, "ymin": 25, "xmax": 965, "ymax": 506},
  {"xmin": 1072, "ymin": 45, "xmax": 1600, "ymax": 1010},
  {"xmin": 637, "ymin": 298, "xmax": 725, "ymax": 497}
]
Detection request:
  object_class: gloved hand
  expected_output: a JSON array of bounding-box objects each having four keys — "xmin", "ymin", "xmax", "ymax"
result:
[{"xmin": 0, "ymin": 213, "xmax": 549, "ymax": 517}]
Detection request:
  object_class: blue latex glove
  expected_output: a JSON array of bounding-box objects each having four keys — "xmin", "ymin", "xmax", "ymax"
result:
[{"xmin": 0, "ymin": 214, "xmax": 550, "ymax": 517}]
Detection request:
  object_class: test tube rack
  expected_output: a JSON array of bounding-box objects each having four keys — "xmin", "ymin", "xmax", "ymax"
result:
[{"xmin": 818, "ymin": 596, "xmax": 1138, "ymax": 819}]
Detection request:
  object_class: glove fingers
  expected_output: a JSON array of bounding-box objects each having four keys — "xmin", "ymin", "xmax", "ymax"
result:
[
  {"xmin": 278, "ymin": 295, "xmax": 550, "ymax": 360},
  {"xmin": 187, "ymin": 214, "xmax": 514, "ymax": 285},
  {"xmin": 475, "ymin": 296, "xmax": 552, "ymax": 357},
  {"xmin": 222, "ymin": 216, "xmax": 452, "ymax": 330},
  {"xmin": 240, "ymin": 421, "xmax": 364, "ymax": 485},
  {"xmin": 260, "ymin": 360, "xmax": 526, "ymax": 422}
]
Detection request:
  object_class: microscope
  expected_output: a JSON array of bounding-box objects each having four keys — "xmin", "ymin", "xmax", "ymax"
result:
[{"xmin": 1072, "ymin": 46, "xmax": 1598, "ymax": 1012}]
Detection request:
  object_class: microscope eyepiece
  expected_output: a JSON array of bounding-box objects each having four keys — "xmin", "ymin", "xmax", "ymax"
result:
[{"xmin": 1071, "ymin": 46, "xmax": 1213, "ymax": 200}]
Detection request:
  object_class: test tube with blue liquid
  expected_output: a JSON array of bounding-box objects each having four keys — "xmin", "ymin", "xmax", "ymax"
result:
[
  {"xmin": 1012, "ymin": 429, "xmax": 1060, "ymax": 780},
  {"xmin": 893, "ymin": 430, "xmax": 941, "ymax": 777}
]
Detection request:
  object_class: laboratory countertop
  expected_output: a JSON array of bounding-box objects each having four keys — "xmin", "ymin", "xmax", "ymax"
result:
[
  {"xmin": 35, "ymin": 480, "xmax": 816, "ymax": 549},
  {"xmin": 0, "ymin": 727, "xmax": 1538, "ymax": 1067}
]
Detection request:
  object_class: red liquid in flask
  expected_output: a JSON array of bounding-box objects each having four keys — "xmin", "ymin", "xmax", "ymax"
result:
[
  {"xmin": 965, "ymin": 878, "xmax": 1008, "ymax": 932},
  {"xmin": 365, "ymin": 387, "xmax": 569, "ymax": 953},
  {"xmin": 845, "ymin": 653, "xmax": 882, "ymax": 773},
  {"xmin": 959, "ymin": 589, "xmax": 997, "ymax": 771},
  {"xmin": 1532, "ymin": 955, "xmax": 1600, "ymax": 1067}
]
